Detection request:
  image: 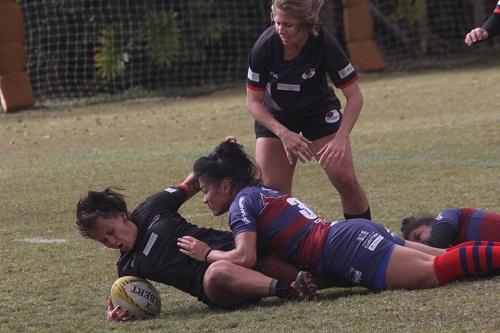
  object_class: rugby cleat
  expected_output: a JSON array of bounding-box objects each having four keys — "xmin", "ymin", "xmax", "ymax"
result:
[{"xmin": 290, "ymin": 271, "xmax": 319, "ymax": 301}]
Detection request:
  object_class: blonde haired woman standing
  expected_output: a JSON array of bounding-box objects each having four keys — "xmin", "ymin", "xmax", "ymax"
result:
[{"xmin": 246, "ymin": 0, "xmax": 370, "ymax": 220}]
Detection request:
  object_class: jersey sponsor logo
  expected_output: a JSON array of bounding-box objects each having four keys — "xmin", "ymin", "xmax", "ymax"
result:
[
  {"xmin": 277, "ymin": 83, "xmax": 300, "ymax": 92},
  {"xmin": 324, "ymin": 110, "xmax": 340, "ymax": 124},
  {"xmin": 247, "ymin": 68, "xmax": 260, "ymax": 82},
  {"xmin": 143, "ymin": 232, "xmax": 158, "ymax": 256},
  {"xmin": 270, "ymin": 71, "xmax": 279, "ymax": 79},
  {"xmin": 301, "ymin": 68, "xmax": 316, "ymax": 80},
  {"xmin": 164, "ymin": 187, "xmax": 177, "ymax": 193},
  {"xmin": 362, "ymin": 232, "xmax": 384, "ymax": 251},
  {"xmin": 357, "ymin": 230, "xmax": 369, "ymax": 242},
  {"xmin": 238, "ymin": 197, "xmax": 251, "ymax": 224},
  {"xmin": 338, "ymin": 63, "xmax": 354, "ymax": 79},
  {"xmin": 368, "ymin": 235, "xmax": 384, "ymax": 251}
]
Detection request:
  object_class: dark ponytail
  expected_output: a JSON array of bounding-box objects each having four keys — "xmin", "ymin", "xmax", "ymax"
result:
[{"xmin": 193, "ymin": 140, "xmax": 260, "ymax": 188}]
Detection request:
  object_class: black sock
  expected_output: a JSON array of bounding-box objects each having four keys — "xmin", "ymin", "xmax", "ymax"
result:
[
  {"xmin": 269, "ymin": 279, "xmax": 292, "ymax": 299},
  {"xmin": 344, "ymin": 207, "xmax": 371, "ymax": 220}
]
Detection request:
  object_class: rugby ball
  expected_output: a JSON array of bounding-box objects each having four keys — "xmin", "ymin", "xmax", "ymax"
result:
[{"xmin": 110, "ymin": 276, "xmax": 161, "ymax": 320}]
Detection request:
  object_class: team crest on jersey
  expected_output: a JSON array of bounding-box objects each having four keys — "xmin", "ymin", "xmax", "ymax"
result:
[
  {"xmin": 324, "ymin": 110, "xmax": 340, "ymax": 123},
  {"xmin": 302, "ymin": 68, "xmax": 316, "ymax": 79}
]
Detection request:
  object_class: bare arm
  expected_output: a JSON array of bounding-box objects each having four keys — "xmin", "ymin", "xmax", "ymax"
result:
[
  {"xmin": 178, "ymin": 231, "xmax": 258, "ymax": 268},
  {"xmin": 337, "ymin": 81, "xmax": 364, "ymax": 138},
  {"xmin": 404, "ymin": 240, "xmax": 445, "ymax": 256},
  {"xmin": 317, "ymin": 81, "xmax": 363, "ymax": 168}
]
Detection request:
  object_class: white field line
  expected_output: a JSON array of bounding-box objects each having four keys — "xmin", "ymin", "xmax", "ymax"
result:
[{"xmin": 15, "ymin": 237, "xmax": 68, "ymax": 244}]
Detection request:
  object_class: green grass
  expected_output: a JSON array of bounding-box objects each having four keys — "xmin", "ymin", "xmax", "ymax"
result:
[{"xmin": 1, "ymin": 65, "xmax": 499, "ymax": 332}]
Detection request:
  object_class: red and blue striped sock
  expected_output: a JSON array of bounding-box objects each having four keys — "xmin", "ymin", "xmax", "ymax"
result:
[{"xmin": 434, "ymin": 245, "xmax": 500, "ymax": 285}]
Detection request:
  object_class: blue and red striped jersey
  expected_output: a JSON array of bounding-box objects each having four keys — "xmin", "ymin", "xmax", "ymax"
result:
[
  {"xmin": 228, "ymin": 186, "xmax": 331, "ymax": 271},
  {"xmin": 433, "ymin": 208, "xmax": 500, "ymax": 244}
]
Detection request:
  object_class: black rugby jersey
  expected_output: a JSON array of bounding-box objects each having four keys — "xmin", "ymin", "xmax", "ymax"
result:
[
  {"xmin": 246, "ymin": 25, "xmax": 358, "ymax": 118},
  {"xmin": 117, "ymin": 187, "xmax": 234, "ymax": 302},
  {"xmin": 482, "ymin": 1, "xmax": 500, "ymax": 37}
]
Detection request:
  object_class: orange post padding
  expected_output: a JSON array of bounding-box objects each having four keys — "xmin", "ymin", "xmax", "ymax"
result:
[
  {"xmin": 0, "ymin": 43, "xmax": 27, "ymax": 74},
  {"xmin": 0, "ymin": 72, "xmax": 35, "ymax": 112},
  {"xmin": 342, "ymin": 0, "xmax": 385, "ymax": 72},
  {"xmin": 0, "ymin": 4, "xmax": 25, "ymax": 45},
  {"xmin": 343, "ymin": 4, "xmax": 374, "ymax": 42},
  {"xmin": 346, "ymin": 40, "xmax": 385, "ymax": 72}
]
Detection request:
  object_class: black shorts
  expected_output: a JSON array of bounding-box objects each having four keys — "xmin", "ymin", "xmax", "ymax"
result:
[{"xmin": 255, "ymin": 109, "xmax": 342, "ymax": 141}]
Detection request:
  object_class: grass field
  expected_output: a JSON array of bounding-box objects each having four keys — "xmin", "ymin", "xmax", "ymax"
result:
[{"xmin": 1, "ymin": 65, "xmax": 499, "ymax": 332}]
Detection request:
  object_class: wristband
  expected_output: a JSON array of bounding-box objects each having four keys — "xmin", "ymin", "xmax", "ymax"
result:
[{"xmin": 204, "ymin": 248, "xmax": 213, "ymax": 263}]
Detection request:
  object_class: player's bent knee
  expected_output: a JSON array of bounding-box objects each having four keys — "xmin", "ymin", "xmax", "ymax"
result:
[{"xmin": 204, "ymin": 260, "xmax": 236, "ymax": 288}]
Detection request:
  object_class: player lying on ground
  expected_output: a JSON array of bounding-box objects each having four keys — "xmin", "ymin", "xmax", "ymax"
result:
[
  {"xmin": 401, "ymin": 208, "xmax": 500, "ymax": 248},
  {"xmin": 178, "ymin": 139, "xmax": 500, "ymax": 291},
  {"xmin": 76, "ymin": 172, "xmax": 317, "ymax": 322},
  {"xmin": 464, "ymin": 0, "xmax": 500, "ymax": 45}
]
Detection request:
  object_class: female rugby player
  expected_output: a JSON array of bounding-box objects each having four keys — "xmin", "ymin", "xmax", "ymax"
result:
[
  {"xmin": 76, "ymin": 172, "xmax": 316, "ymax": 321},
  {"xmin": 401, "ymin": 208, "xmax": 500, "ymax": 248},
  {"xmin": 245, "ymin": 0, "xmax": 370, "ymax": 221},
  {"xmin": 178, "ymin": 139, "xmax": 500, "ymax": 291}
]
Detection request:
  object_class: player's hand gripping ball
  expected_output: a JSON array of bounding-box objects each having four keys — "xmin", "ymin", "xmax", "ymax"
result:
[{"xmin": 110, "ymin": 276, "xmax": 161, "ymax": 320}]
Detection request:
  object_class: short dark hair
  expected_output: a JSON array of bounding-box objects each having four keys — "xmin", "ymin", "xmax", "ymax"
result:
[
  {"xmin": 400, "ymin": 214, "xmax": 435, "ymax": 239},
  {"xmin": 76, "ymin": 187, "xmax": 128, "ymax": 238},
  {"xmin": 193, "ymin": 140, "xmax": 260, "ymax": 188}
]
